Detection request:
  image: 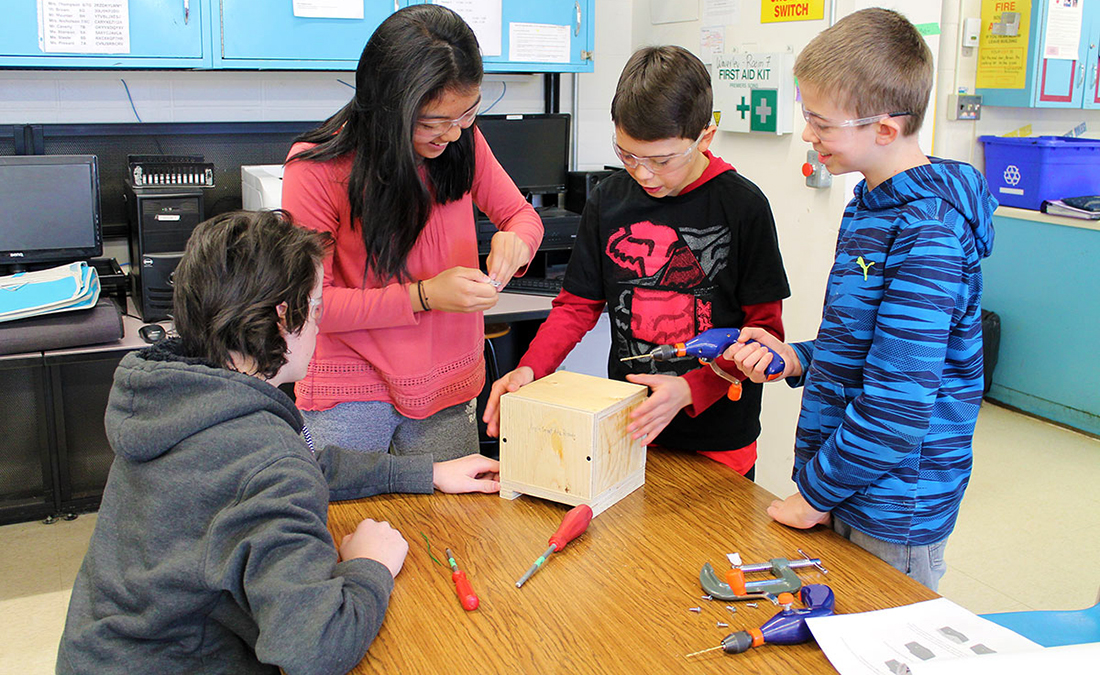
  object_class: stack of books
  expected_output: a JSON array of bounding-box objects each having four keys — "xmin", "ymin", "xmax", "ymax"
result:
[{"xmin": 1041, "ymin": 195, "xmax": 1100, "ymax": 220}]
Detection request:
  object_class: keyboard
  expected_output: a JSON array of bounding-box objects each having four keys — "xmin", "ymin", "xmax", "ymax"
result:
[{"xmin": 503, "ymin": 276, "xmax": 564, "ymax": 296}]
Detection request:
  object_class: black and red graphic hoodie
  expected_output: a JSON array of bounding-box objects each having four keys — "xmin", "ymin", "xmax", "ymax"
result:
[{"xmin": 517, "ymin": 152, "xmax": 791, "ymax": 472}]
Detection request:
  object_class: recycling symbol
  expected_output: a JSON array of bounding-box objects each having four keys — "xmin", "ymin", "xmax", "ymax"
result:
[{"xmin": 1004, "ymin": 164, "xmax": 1021, "ymax": 186}]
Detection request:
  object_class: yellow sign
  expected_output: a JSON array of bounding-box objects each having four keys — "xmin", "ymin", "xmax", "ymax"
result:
[
  {"xmin": 761, "ymin": 0, "xmax": 825, "ymax": 23},
  {"xmin": 976, "ymin": 0, "xmax": 1031, "ymax": 90}
]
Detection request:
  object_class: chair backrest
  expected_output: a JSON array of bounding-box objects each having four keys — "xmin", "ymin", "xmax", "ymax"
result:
[{"xmin": 980, "ymin": 601, "xmax": 1100, "ymax": 648}]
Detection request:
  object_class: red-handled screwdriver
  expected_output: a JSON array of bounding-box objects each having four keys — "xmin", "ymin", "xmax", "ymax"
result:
[
  {"xmin": 515, "ymin": 504, "xmax": 593, "ymax": 588},
  {"xmin": 445, "ymin": 548, "xmax": 479, "ymax": 611}
]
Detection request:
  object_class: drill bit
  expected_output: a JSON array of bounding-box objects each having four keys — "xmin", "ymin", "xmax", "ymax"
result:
[{"xmin": 619, "ymin": 353, "xmax": 652, "ymax": 362}]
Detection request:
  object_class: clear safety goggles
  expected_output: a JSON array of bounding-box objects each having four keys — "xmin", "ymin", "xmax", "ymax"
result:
[
  {"xmin": 416, "ymin": 96, "xmax": 481, "ymax": 136},
  {"xmin": 801, "ymin": 106, "xmax": 912, "ymax": 140},
  {"xmin": 611, "ymin": 127, "xmax": 709, "ymax": 174}
]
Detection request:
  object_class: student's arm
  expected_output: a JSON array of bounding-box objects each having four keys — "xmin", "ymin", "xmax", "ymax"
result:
[
  {"xmin": 470, "ymin": 128, "xmax": 544, "ymax": 281},
  {"xmin": 205, "ymin": 453, "xmax": 396, "ymax": 675},
  {"xmin": 794, "ymin": 220, "xmax": 970, "ymax": 514},
  {"xmin": 317, "ymin": 445, "xmax": 434, "ymax": 501},
  {"xmin": 282, "ymin": 148, "xmax": 419, "ymax": 334}
]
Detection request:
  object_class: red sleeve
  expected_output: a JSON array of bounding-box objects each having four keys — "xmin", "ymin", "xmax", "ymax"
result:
[
  {"xmin": 682, "ymin": 300, "xmax": 785, "ymax": 416},
  {"xmin": 517, "ymin": 289, "xmax": 605, "ymax": 379}
]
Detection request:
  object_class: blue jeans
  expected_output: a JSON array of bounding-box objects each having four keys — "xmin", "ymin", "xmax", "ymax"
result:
[
  {"xmin": 300, "ymin": 399, "xmax": 478, "ymax": 462},
  {"xmin": 833, "ymin": 517, "xmax": 948, "ymax": 592}
]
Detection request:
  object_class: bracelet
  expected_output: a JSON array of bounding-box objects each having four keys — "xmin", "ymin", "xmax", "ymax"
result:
[{"xmin": 417, "ymin": 280, "xmax": 431, "ymax": 311}]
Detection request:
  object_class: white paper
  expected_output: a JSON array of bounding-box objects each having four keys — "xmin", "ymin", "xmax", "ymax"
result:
[
  {"xmin": 700, "ymin": 25, "xmax": 726, "ymax": 62},
  {"xmin": 1043, "ymin": 0, "xmax": 1083, "ymax": 61},
  {"xmin": 906, "ymin": 642, "xmax": 1100, "ymax": 675},
  {"xmin": 292, "ymin": 0, "xmax": 364, "ymax": 20},
  {"xmin": 651, "ymin": 0, "xmax": 699, "ymax": 25},
  {"xmin": 805, "ymin": 598, "xmax": 1043, "ymax": 675},
  {"xmin": 38, "ymin": 0, "xmax": 129, "ymax": 54},
  {"xmin": 436, "ymin": 0, "xmax": 502, "ymax": 57},
  {"xmin": 508, "ymin": 23, "xmax": 570, "ymax": 64},
  {"xmin": 703, "ymin": 0, "xmax": 740, "ymax": 25}
]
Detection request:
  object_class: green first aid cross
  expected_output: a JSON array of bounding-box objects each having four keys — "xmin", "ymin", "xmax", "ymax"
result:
[{"xmin": 750, "ymin": 90, "xmax": 778, "ymax": 133}]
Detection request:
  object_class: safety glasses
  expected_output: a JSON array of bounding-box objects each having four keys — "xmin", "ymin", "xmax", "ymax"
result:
[
  {"xmin": 801, "ymin": 107, "xmax": 912, "ymax": 140},
  {"xmin": 611, "ymin": 126, "xmax": 710, "ymax": 174},
  {"xmin": 416, "ymin": 96, "xmax": 482, "ymax": 136}
]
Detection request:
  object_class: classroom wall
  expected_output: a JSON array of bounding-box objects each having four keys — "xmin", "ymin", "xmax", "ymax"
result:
[{"xmin": 0, "ymin": 70, "xmax": 559, "ymax": 125}]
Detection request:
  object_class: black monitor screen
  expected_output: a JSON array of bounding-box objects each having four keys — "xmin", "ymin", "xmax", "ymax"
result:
[
  {"xmin": 475, "ymin": 114, "xmax": 569, "ymax": 195},
  {"xmin": 0, "ymin": 155, "xmax": 101, "ymax": 268}
]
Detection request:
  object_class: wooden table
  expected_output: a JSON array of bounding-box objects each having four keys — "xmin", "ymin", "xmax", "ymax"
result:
[{"xmin": 328, "ymin": 447, "xmax": 938, "ymax": 673}]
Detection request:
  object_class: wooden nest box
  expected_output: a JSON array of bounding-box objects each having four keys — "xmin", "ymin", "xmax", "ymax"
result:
[{"xmin": 499, "ymin": 370, "xmax": 648, "ymax": 516}]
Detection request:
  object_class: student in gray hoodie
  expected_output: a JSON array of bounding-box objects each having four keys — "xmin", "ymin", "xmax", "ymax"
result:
[{"xmin": 57, "ymin": 210, "xmax": 501, "ymax": 675}]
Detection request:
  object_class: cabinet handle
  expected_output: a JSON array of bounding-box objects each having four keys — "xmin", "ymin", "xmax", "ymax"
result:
[
  {"xmin": 183, "ymin": 0, "xmax": 189, "ymax": 25},
  {"xmin": 575, "ymin": 1, "xmax": 581, "ymax": 37},
  {"xmin": 1078, "ymin": 62, "xmax": 1086, "ymax": 88}
]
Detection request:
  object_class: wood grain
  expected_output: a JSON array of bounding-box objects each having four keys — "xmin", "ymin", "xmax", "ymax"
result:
[{"xmin": 328, "ymin": 447, "xmax": 938, "ymax": 674}]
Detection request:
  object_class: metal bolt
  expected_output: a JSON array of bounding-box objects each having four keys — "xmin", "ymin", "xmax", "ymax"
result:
[
  {"xmin": 725, "ymin": 605, "xmax": 737, "ymax": 614},
  {"xmin": 701, "ymin": 595, "xmax": 713, "ymax": 601},
  {"xmin": 688, "ymin": 607, "xmax": 702, "ymax": 613},
  {"xmin": 717, "ymin": 621, "xmax": 729, "ymax": 628},
  {"xmin": 746, "ymin": 602, "xmax": 758, "ymax": 608}
]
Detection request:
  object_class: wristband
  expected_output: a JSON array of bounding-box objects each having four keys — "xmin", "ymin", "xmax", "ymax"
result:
[{"xmin": 417, "ymin": 280, "xmax": 431, "ymax": 311}]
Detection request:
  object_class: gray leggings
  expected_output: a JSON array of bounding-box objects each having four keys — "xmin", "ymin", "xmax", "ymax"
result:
[{"xmin": 300, "ymin": 399, "xmax": 479, "ymax": 462}]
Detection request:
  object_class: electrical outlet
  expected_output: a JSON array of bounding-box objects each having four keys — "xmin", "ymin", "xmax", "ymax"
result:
[{"xmin": 948, "ymin": 94, "xmax": 982, "ymax": 121}]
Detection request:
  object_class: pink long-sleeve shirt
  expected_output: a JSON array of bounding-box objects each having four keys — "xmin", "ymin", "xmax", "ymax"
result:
[{"xmin": 282, "ymin": 128, "xmax": 543, "ymax": 418}]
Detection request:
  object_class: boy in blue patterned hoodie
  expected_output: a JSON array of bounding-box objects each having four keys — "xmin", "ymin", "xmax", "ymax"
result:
[{"xmin": 726, "ymin": 8, "xmax": 995, "ymax": 590}]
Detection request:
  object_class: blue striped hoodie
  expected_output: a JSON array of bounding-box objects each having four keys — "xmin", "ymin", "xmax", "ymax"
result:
[{"xmin": 790, "ymin": 158, "xmax": 995, "ymax": 546}]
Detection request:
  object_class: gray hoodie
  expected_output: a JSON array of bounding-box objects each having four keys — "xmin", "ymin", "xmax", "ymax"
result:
[{"xmin": 57, "ymin": 340, "xmax": 433, "ymax": 674}]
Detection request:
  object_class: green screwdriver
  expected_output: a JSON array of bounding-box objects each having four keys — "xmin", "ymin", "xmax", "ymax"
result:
[{"xmin": 515, "ymin": 504, "xmax": 593, "ymax": 588}]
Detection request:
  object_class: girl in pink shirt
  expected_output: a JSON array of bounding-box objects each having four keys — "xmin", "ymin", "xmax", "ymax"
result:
[{"xmin": 282, "ymin": 5, "xmax": 543, "ymax": 460}]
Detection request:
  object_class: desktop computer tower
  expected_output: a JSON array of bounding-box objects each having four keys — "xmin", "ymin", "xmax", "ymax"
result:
[
  {"xmin": 124, "ymin": 185, "xmax": 204, "ymax": 322},
  {"xmin": 566, "ymin": 170, "xmax": 615, "ymax": 215}
]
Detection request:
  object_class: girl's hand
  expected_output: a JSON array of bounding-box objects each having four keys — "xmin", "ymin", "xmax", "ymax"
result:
[
  {"xmin": 623, "ymin": 373, "xmax": 691, "ymax": 444},
  {"xmin": 485, "ymin": 232, "xmax": 531, "ymax": 290},
  {"xmin": 420, "ymin": 267, "xmax": 499, "ymax": 313},
  {"xmin": 482, "ymin": 366, "xmax": 535, "ymax": 437}
]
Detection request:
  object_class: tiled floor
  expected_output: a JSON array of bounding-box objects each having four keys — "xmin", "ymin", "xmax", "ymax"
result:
[{"xmin": 1, "ymin": 402, "xmax": 1097, "ymax": 672}]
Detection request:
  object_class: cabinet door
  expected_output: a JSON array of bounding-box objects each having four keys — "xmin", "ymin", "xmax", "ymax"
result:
[
  {"xmin": 1085, "ymin": 1, "xmax": 1100, "ymax": 109},
  {"xmin": 0, "ymin": 0, "xmax": 207, "ymax": 68},
  {"xmin": 215, "ymin": 0, "xmax": 394, "ymax": 69},
  {"xmin": 403, "ymin": 0, "xmax": 594, "ymax": 73},
  {"xmin": 1032, "ymin": 0, "xmax": 1088, "ymax": 107}
]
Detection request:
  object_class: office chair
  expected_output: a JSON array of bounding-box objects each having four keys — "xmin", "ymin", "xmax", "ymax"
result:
[{"xmin": 981, "ymin": 598, "xmax": 1100, "ymax": 647}]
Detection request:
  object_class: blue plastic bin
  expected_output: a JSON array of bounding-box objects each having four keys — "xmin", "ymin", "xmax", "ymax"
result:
[{"xmin": 978, "ymin": 135, "xmax": 1100, "ymax": 211}]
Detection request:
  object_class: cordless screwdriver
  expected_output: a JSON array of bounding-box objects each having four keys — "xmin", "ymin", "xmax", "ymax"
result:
[{"xmin": 620, "ymin": 328, "xmax": 786, "ymax": 400}]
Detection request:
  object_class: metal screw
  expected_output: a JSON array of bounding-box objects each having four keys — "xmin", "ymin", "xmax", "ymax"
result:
[
  {"xmin": 746, "ymin": 602, "xmax": 758, "ymax": 608},
  {"xmin": 701, "ymin": 595, "xmax": 713, "ymax": 601},
  {"xmin": 725, "ymin": 605, "xmax": 737, "ymax": 615},
  {"xmin": 717, "ymin": 621, "xmax": 729, "ymax": 628},
  {"xmin": 688, "ymin": 607, "xmax": 702, "ymax": 613}
]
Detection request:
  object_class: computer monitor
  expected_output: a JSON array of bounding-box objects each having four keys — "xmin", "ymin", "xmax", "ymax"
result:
[
  {"xmin": 475, "ymin": 113, "xmax": 570, "ymax": 195},
  {"xmin": 0, "ymin": 155, "xmax": 102, "ymax": 271}
]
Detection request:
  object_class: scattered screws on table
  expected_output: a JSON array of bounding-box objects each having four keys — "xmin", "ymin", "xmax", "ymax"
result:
[
  {"xmin": 725, "ymin": 605, "xmax": 737, "ymax": 614},
  {"xmin": 746, "ymin": 602, "xmax": 758, "ymax": 608}
]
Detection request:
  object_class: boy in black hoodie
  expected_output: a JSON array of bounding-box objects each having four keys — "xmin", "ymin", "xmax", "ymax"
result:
[{"xmin": 57, "ymin": 210, "xmax": 500, "ymax": 674}]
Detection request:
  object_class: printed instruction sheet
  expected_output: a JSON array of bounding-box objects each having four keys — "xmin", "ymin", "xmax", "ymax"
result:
[{"xmin": 805, "ymin": 598, "xmax": 1042, "ymax": 675}]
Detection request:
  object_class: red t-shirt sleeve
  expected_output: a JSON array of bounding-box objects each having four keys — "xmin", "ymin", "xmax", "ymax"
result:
[
  {"xmin": 682, "ymin": 300, "xmax": 785, "ymax": 416},
  {"xmin": 517, "ymin": 289, "xmax": 605, "ymax": 379}
]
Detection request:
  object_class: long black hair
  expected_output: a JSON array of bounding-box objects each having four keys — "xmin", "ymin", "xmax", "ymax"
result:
[{"xmin": 288, "ymin": 4, "xmax": 482, "ymax": 282}]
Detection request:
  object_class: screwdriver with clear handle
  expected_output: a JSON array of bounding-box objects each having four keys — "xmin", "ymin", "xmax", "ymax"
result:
[{"xmin": 515, "ymin": 504, "xmax": 593, "ymax": 588}]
